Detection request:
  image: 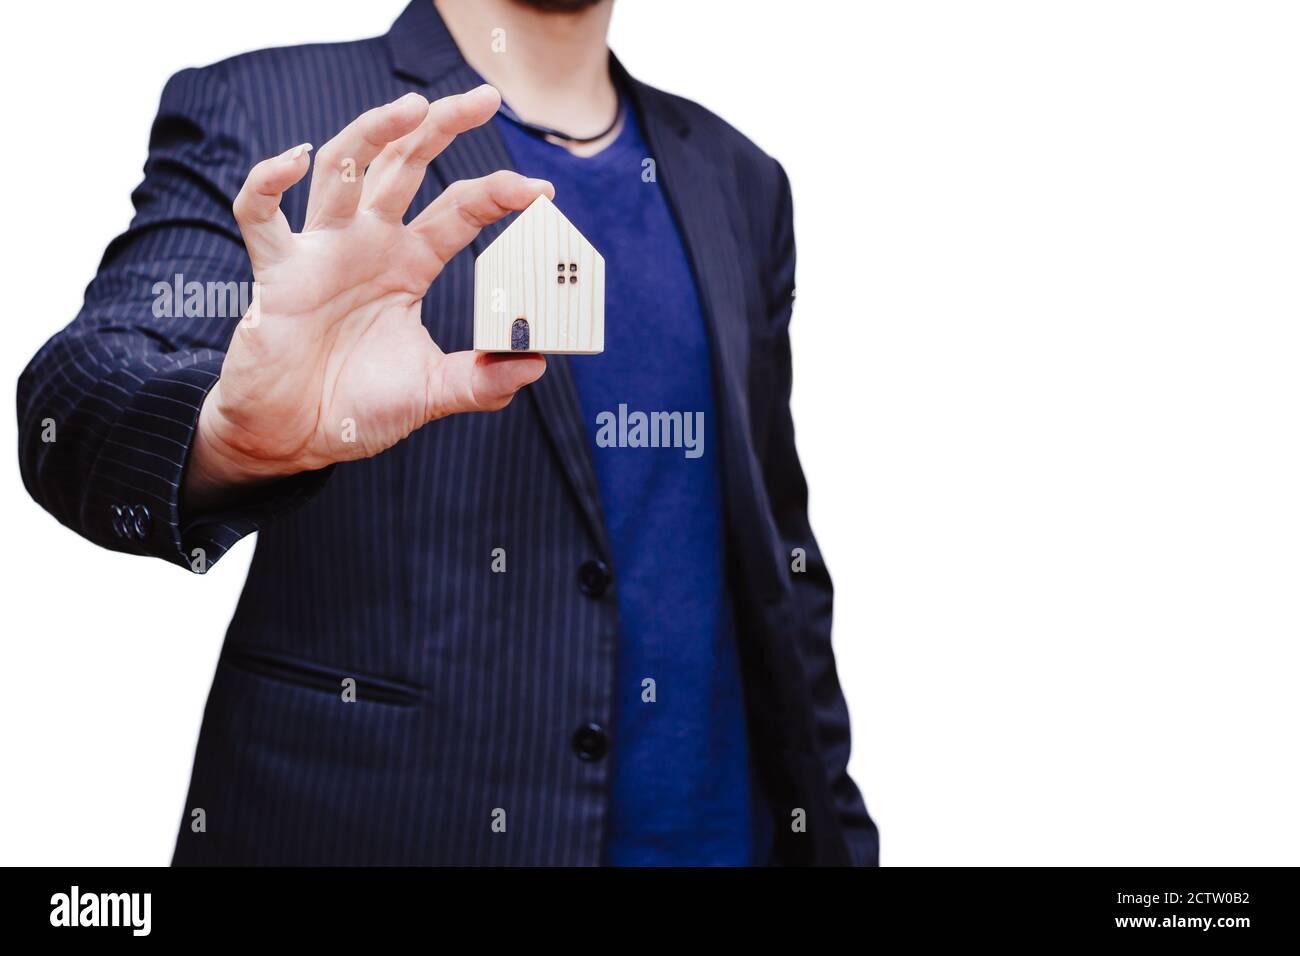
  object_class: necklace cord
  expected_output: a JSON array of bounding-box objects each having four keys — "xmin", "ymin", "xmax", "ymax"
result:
[{"xmin": 496, "ymin": 98, "xmax": 623, "ymax": 145}]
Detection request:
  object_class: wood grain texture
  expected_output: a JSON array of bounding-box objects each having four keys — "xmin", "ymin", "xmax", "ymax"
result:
[{"xmin": 473, "ymin": 194, "xmax": 605, "ymax": 353}]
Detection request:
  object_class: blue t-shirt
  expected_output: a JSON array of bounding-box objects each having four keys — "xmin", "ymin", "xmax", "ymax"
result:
[{"xmin": 496, "ymin": 97, "xmax": 766, "ymax": 864}]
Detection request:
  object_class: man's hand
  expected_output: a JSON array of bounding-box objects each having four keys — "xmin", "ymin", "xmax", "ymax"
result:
[{"xmin": 184, "ymin": 85, "xmax": 550, "ymax": 510}]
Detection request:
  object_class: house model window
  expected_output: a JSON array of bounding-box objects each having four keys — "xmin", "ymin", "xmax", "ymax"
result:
[{"xmin": 474, "ymin": 194, "xmax": 605, "ymax": 354}]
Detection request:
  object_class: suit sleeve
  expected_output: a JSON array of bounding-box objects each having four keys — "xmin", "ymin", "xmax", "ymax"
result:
[
  {"xmin": 758, "ymin": 160, "xmax": 879, "ymax": 866},
  {"xmin": 16, "ymin": 65, "xmax": 327, "ymax": 574}
]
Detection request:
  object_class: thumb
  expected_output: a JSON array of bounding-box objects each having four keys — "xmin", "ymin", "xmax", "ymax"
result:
[{"xmin": 427, "ymin": 350, "xmax": 547, "ymax": 419}]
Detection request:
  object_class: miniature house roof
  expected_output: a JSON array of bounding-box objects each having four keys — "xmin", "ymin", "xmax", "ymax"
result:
[{"xmin": 473, "ymin": 194, "xmax": 605, "ymax": 354}]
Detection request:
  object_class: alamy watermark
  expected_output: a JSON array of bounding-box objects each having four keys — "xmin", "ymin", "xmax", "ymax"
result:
[
  {"xmin": 594, "ymin": 403, "xmax": 704, "ymax": 460},
  {"xmin": 152, "ymin": 273, "xmax": 259, "ymax": 322},
  {"xmin": 50, "ymin": 886, "xmax": 150, "ymax": 936}
]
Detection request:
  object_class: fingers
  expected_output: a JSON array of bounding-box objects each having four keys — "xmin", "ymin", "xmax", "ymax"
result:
[
  {"xmin": 362, "ymin": 84, "xmax": 502, "ymax": 221},
  {"xmin": 410, "ymin": 171, "xmax": 555, "ymax": 268},
  {"xmin": 232, "ymin": 143, "xmax": 312, "ymax": 267},
  {"xmin": 427, "ymin": 351, "xmax": 547, "ymax": 419},
  {"xmin": 304, "ymin": 92, "xmax": 429, "ymax": 229}
]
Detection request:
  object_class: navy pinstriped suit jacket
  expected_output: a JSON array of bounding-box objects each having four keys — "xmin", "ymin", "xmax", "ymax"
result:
[{"xmin": 17, "ymin": 1, "xmax": 877, "ymax": 866}]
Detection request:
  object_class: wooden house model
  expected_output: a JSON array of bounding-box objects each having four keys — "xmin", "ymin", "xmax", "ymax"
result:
[{"xmin": 473, "ymin": 194, "xmax": 605, "ymax": 353}]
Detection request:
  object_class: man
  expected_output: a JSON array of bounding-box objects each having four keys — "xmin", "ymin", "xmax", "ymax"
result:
[{"xmin": 17, "ymin": 0, "xmax": 876, "ymax": 865}]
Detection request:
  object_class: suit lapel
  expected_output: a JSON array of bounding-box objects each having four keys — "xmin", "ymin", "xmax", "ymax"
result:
[
  {"xmin": 420, "ymin": 64, "xmax": 612, "ymax": 560},
  {"xmin": 626, "ymin": 72, "xmax": 786, "ymax": 603},
  {"xmin": 385, "ymin": 0, "xmax": 610, "ymax": 554},
  {"xmin": 634, "ymin": 92, "xmax": 753, "ymax": 433}
]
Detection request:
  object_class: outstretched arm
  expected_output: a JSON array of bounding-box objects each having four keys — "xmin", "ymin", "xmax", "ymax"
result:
[{"xmin": 18, "ymin": 67, "xmax": 548, "ymax": 573}]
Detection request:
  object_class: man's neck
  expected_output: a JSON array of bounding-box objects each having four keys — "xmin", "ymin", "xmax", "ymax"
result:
[{"xmin": 435, "ymin": 0, "xmax": 618, "ymax": 155}]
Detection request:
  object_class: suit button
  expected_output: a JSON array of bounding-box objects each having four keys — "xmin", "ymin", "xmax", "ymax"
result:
[
  {"xmin": 577, "ymin": 559, "xmax": 611, "ymax": 597},
  {"xmin": 131, "ymin": 504, "xmax": 152, "ymax": 540},
  {"xmin": 572, "ymin": 722, "xmax": 609, "ymax": 761},
  {"xmin": 110, "ymin": 504, "xmax": 126, "ymax": 538}
]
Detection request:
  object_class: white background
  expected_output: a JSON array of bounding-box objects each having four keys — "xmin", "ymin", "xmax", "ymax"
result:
[{"xmin": 2, "ymin": 1, "xmax": 1297, "ymax": 866}]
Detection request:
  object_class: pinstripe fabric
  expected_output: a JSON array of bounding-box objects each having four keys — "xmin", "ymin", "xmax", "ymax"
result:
[{"xmin": 16, "ymin": 1, "xmax": 877, "ymax": 866}]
